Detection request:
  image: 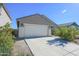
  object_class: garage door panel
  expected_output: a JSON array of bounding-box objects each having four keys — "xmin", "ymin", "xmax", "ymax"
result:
[{"xmin": 24, "ymin": 24, "xmax": 48, "ymax": 37}]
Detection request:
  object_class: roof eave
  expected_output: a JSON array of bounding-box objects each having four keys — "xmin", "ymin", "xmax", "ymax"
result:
[{"xmin": 1, "ymin": 3, "xmax": 12, "ymax": 21}]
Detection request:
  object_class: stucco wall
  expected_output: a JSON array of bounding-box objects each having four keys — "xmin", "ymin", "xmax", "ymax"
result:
[{"xmin": 0, "ymin": 6, "xmax": 11, "ymax": 26}]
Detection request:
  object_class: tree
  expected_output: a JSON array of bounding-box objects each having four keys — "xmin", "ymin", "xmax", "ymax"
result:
[{"xmin": 0, "ymin": 23, "xmax": 14, "ymax": 56}]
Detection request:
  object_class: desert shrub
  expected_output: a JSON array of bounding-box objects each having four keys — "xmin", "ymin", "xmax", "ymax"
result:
[
  {"xmin": 0, "ymin": 23, "xmax": 14, "ymax": 56},
  {"xmin": 67, "ymin": 27, "xmax": 76, "ymax": 41},
  {"xmin": 76, "ymin": 30, "xmax": 79, "ymax": 35},
  {"xmin": 53, "ymin": 26, "xmax": 79, "ymax": 42},
  {"xmin": 52, "ymin": 28, "xmax": 61, "ymax": 36}
]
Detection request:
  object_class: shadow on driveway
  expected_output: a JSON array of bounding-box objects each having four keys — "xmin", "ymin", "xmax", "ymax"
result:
[{"xmin": 47, "ymin": 38, "xmax": 69, "ymax": 47}]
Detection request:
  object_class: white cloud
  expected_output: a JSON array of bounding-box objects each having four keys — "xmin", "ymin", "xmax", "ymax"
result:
[{"xmin": 62, "ymin": 9, "xmax": 67, "ymax": 14}]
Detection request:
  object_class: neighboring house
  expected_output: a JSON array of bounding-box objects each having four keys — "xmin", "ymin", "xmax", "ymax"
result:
[
  {"xmin": 0, "ymin": 4, "xmax": 11, "ymax": 26},
  {"xmin": 17, "ymin": 14, "xmax": 58, "ymax": 38},
  {"xmin": 60, "ymin": 22, "xmax": 79, "ymax": 29}
]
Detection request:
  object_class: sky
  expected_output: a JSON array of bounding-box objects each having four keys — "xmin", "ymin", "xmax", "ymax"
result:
[{"xmin": 5, "ymin": 3, "xmax": 79, "ymax": 29}]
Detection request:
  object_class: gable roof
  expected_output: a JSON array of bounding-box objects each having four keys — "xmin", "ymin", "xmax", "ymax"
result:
[
  {"xmin": 17, "ymin": 14, "xmax": 58, "ymax": 27},
  {"xmin": 0, "ymin": 3, "xmax": 12, "ymax": 20},
  {"xmin": 60, "ymin": 22, "xmax": 79, "ymax": 27}
]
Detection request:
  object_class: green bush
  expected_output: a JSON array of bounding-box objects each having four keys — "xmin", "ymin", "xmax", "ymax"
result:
[
  {"xmin": 0, "ymin": 23, "xmax": 14, "ymax": 56},
  {"xmin": 53, "ymin": 26, "xmax": 79, "ymax": 42},
  {"xmin": 52, "ymin": 28, "xmax": 61, "ymax": 36}
]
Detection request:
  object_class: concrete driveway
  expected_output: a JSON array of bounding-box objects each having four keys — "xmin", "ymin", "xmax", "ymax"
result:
[{"xmin": 25, "ymin": 36, "xmax": 79, "ymax": 56}]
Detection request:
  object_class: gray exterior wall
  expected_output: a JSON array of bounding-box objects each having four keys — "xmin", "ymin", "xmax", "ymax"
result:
[
  {"xmin": 17, "ymin": 14, "xmax": 58, "ymax": 27},
  {"xmin": 17, "ymin": 14, "xmax": 58, "ymax": 38}
]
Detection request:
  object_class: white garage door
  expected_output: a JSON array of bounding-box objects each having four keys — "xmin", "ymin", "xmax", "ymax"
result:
[{"xmin": 23, "ymin": 24, "xmax": 48, "ymax": 38}]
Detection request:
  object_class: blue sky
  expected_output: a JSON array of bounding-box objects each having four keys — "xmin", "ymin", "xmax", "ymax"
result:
[{"xmin": 6, "ymin": 3, "xmax": 79, "ymax": 29}]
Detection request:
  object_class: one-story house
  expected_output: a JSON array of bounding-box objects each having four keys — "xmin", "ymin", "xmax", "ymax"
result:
[
  {"xmin": 59, "ymin": 22, "xmax": 79, "ymax": 29},
  {"xmin": 0, "ymin": 3, "xmax": 11, "ymax": 26},
  {"xmin": 17, "ymin": 14, "xmax": 58, "ymax": 38}
]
